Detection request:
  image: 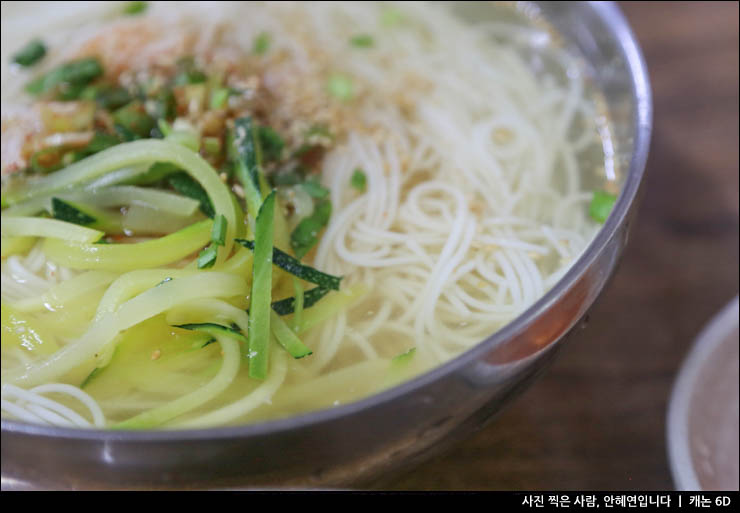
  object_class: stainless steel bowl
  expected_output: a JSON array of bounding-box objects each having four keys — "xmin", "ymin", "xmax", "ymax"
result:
[{"xmin": 1, "ymin": 1, "xmax": 652, "ymax": 490}]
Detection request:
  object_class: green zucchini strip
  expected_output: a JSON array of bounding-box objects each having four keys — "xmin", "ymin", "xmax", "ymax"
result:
[
  {"xmin": 5, "ymin": 272, "xmax": 248, "ymax": 387},
  {"xmin": 270, "ymin": 286, "xmax": 331, "ymax": 316},
  {"xmin": 270, "ymin": 311, "xmax": 313, "ymax": 359},
  {"xmin": 1, "ymin": 139, "xmax": 236, "ymax": 261},
  {"xmin": 51, "ymin": 197, "xmax": 123, "ymax": 234},
  {"xmin": 1, "ymin": 217, "xmax": 103, "ymax": 243},
  {"xmin": 235, "ymin": 239, "xmax": 342, "ymax": 291},
  {"xmin": 247, "ymin": 191, "xmax": 276, "ymax": 380},
  {"xmin": 231, "ymin": 117, "xmax": 263, "ymax": 220},
  {"xmin": 174, "ymin": 322, "xmax": 248, "ymax": 345},
  {"xmin": 112, "ymin": 333, "xmax": 241, "ymax": 429},
  {"xmin": 42, "ymin": 219, "xmax": 212, "ymax": 271},
  {"xmin": 74, "ymin": 186, "xmax": 200, "ymax": 217}
]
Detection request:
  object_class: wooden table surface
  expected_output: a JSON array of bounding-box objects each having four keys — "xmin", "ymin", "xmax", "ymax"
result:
[{"xmin": 388, "ymin": 1, "xmax": 740, "ymax": 491}]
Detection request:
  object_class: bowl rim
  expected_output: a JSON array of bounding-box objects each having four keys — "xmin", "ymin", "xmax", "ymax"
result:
[
  {"xmin": 666, "ymin": 295, "xmax": 740, "ymax": 491},
  {"xmin": 1, "ymin": 1, "xmax": 653, "ymax": 443}
]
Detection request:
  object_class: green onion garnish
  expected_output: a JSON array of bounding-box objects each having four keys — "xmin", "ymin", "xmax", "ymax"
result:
[
  {"xmin": 327, "ymin": 73, "xmax": 354, "ymax": 101},
  {"xmin": 12, "ymin": 39, "xmax": 46, "ymax": 67},
  {"xmin": 381, "ymin": 7, "xmax": 403, "ymax": 27},
  {"xmin": 257, "ymin": 125, "xmax": 285, "ymax": 163},
  {"xmin": 25, "ymin": 57, "xmax": 104, "ymax": 97},
  {"xmin": 197, "ymin": 244, "xmax": 218, "ymax": 269},
  {"xmin": 247, "ymin": 191, "xmax": 277, "ymax": 380},
  {"xmin": 210, "ymin": 87, "xmax": 230, "ymax": 109},
  {"xmin": 350, "ymin": 34, "xmax": 374, "ymax": 48},
  {"xmin": 202, "ymin": 137, "xmax": 222, "ymax": 156},
  {"xmin": 253, "ymin": 32, "xmax": 271, "ymax": 55},
  {"xmin": 123, "ymin": 1, "xmax": 148, "ymax": 15},
  {"xmin": 236, "ymin": 239, "xmax": 342, "ymax": 291},
  {"xmin": 301, "ymin": 178, "xmax": 329, "ymax": 199},
  {"xmin": 112, "ymin": 101, "xmax": 155, "ymax": 138},
  {"xmin": 172, "ymin": 56, "xmax": 207, "ymax": 86},
  {"xmin": 392, "ymin": 347, "xmax": 416, "ymax": 363},
  {"xmin": 350, "ymin": 168, "xmax": 367, "ymax": 191},
  {"xmin": 290, "ymin": 199, "xmax": 332, "ymax": 259},
  {"xmin": 91, "ymin": 85, "xmax": 132, "ymax": 110},
  {"xmin": 211, "ymin": 214, "xmax": 227, "ymax": 246},
  {"xmin": 589, "ymin": 190, "xmax": 617, "ymax": 223}
]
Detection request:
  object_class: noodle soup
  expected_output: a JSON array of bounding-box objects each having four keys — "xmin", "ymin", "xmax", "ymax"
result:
[{"xmin": 1, "ymin": 1, "xmax": 619, "ymax": 428}]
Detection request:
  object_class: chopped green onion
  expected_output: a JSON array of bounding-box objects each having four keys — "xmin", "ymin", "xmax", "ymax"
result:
[
  {"xmin": 253, "ymin": 32, "xmax": 271, "ymax": 55},
  {"xmin": 392, "ymin": 347, "xmax": 416, "ymax": 364},
  {"xmin": 25, "ymin": 57, "xmax": 104, "ymax": 97},
  {"xmin": 257, "ymin": 125, "xmax": 285, "ymax": 163},
  {"xmin": 67, "ymin": 132, "xmax": 122, "ymax": 163},
  {"xmin": 202, "ymin": 137, "xmax": 222, "ymax": 156},
  {"xmin": 327, "ymin": 73, "xmax": 354, "ymax": 101},
  {"xmin": 89, "ymin": 84, "xmax": 132, "ymax": 110},
  {"xmin": 248, "ymin": 191, "xmax": 277, "ymax": 380},
  {"xmin": 172, "ymin": 57, "xmax": 207, "ymax": 86},
  {"xmin": 114, "ymin": 123, "xmax": 138, "ymax": 142},
  {"xmin": 381, "ymin": 7, "xmax": 403, "ymax": 27},
  {"xmin": 123, "ymin": 1, "xmax": 148, "ymax": 15},
  {"xmin": 12, "ymin": 39, "xmax": 46, "ymax": 67},
  {"xmin": 167, "ymin": 172, "xmax": 215, "ymax": 218},
  {"xmin": 290, "ymin": 199, "xmax": 332, "ymax": 259},
  {"xmin": 197, "ymin": 244, "xmax": 218, "ymax": 269},
  {"xmin": 350, "ymin": 34, "xmax": 374, "ymax": 48},
  {"xmin": 235, "ymin": 239, "xmax": 342, "ymax": 291},
  {"xmin": 350, "ymin": 168, "xmax": 367, "ymax": 191},
  {"xmin": 270, "ymin": 169, "xmax": 305, "ymax": 187},
  {"xmin": 149, "ymin": 88, "xmax": 176, "ymax": 120},
  {"xmin": 211, "ymin": 214, "xmax": 227, "ymax": 246},
  {"xmin": 271, "ymin": 286, "xmax": 331, "ymax": 316},
  {"xmin": 301, "ymin": 178, "xmax": 329, "ymax": 199},
  {"xmin": 112, "ymin": 101, "xmax": 155, "ymax": 138},
  {"xmin": 589, "ymin": 190, "xmax": 617, "ymax": 223},
  {"xmin": 209, "ymin": 87, "xmax": 230, "ymax": 110}
]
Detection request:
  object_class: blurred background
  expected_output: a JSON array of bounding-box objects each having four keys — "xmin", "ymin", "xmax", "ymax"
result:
[{"xmin": 388, "ymin": 1, "xmax": 739, "ymax": 490}]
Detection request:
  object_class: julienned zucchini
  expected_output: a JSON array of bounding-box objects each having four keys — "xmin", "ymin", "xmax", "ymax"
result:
[
  {"xmin": 235, "ymin": 239, "xmax": 342, "ymax": 291},
  {"xmin": 51, "ymin": 197, "xmax": 122, "ymax": 234},
  {"xmin": 174, "ymin": 320, "xmax": 312, "ymax": 360},
  {"xmin": 271, "ymin": 286, "xmax": 331, "ymax": 315},
  {"xmin": 174, "ymin": 323, "xmax": 248, "ymax": 346}
]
